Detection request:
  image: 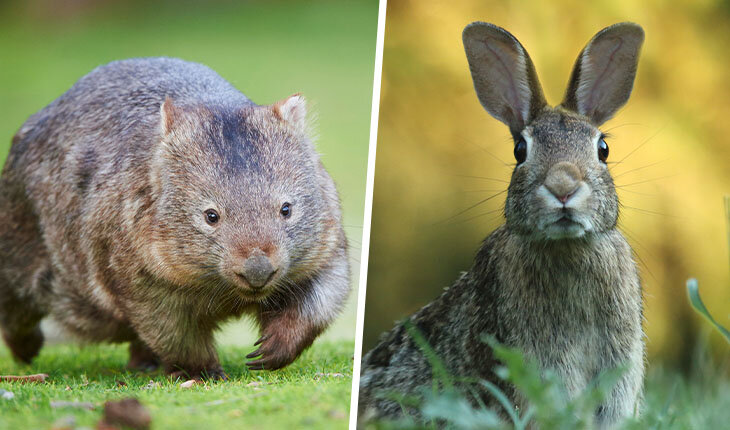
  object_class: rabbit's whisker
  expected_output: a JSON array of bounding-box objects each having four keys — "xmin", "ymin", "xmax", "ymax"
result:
[
  {"xmin": 457, "ymin": 188, "xmax": 505, "ymax": 194},
  {"xmin": 457, "ymin": 136, "xmax": 513, "ymax": 168},
  {"xmin": 616, "ymin": 188, "xmax": 658, "ymax": 197},
  {"xmin": 611, "ymin": 127, "xmax": 663, "ymax": 168},
  {"xmin": 437, "ymin": 190, "xmax": 507, "ymax": 225},
  {"xmin": 616, "ymin": 174, "xmax": 678, "ymax": 188},
  {"xmin": 617, "ymin": 224, "xmax": 658, "ymax": 282},
  {"xmin": 612, "ymin": 159, "xmax": 668, "ymax": 179},
  {"xmin": 446, "ymin": 208, "xmax": 504, "ymax": 226},
  {"xmin": 621, "ymin": 205, "xmax": 682, "ymax": 218},
  {"xmin": 601, "ymin": 122, "xmax": 645, "ymax": 133},
  {"xmin": 452, "ymin": 174, "xmax": 509, "ymax": 183}
]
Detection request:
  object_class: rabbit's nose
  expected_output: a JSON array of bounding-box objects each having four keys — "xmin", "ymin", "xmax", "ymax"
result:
[{"xmin": 544, "ymin": 162, "xmax": 582, "ymax": 204}]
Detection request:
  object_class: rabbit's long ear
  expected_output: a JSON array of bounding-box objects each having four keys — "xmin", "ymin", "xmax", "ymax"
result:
[
  {"xmin": 562, "ymin": 23, "xmax": 644, "ymax": 125},
  {"xmin": 463, "ymin": 22, "xmax": 546, "ymax": 135}
]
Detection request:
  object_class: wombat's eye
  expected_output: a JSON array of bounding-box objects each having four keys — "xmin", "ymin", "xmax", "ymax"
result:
[
  {"xmin": 514, "ymin": 137, "xmax": 527, "ymax": 165},
  {"xmin": 204, "ymin": 209, "xmax": 220, "ymax": 225},
  {"xmin": 280, "ymin": 202, "xmax": 292, "ymax": 218},
  {"xmin": 598, "ymin": 138, "xmax": 609, "ymax": 163}
]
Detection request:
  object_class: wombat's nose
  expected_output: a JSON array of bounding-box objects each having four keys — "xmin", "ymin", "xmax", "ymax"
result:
[
  {"xmin": 238, "ymin": 255, "xmax": 277, "ymax": 288},
  {"xmin": 544, "ymin": 162, "xmax": 582, "ymax": 204}
]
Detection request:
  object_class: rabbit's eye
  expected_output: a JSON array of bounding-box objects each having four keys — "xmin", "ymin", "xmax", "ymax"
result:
[
  {"xmin": 598, "ymin": 138, "xmax": 609, "ymax": 163},
  {"xmin": 514, "ymin": 137, "xmax": 527, "ymax": 165}
]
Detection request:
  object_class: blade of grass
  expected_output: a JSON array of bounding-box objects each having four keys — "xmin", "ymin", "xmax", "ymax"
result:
[
  {"xmin": 404, "ymin": 320, "xmax": 454, "ymax": 391},
  {"xmin": 479, "ymin": 380, "xmax": 522, "ymax": 428},
  {"xmin": 686, "ymin": 278, "xmax": 730, "ymax": 343}
]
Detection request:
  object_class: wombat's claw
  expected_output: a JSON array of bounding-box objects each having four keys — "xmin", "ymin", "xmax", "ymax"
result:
[
  {"xmin": 167, "ymin": 367, "xmax": 227, "ymax": 381},
  {"xmin": 245, "ymin": 348, "xmax": 294, "ymax": 371},
  {"xmin": 246, "ymin": 358, "xmax": 266, "ymax": 371},
  {"xmin": 245, "ymin": 348, "xmax": 262, "ymax": 359},
  {"xmin": 253, "ymin": 335, "xmax": 269, "ymax": 346},
  {"xmin": 201, "ymin": 368, "xmax": 228, "ymax": 381},
  {"xmin": 245, "ymin": 347, "xmax": 268, "ymax": 370},
  {"xmin": 245, "ymin": 326, "xmax": 307, "ymax": 370}
]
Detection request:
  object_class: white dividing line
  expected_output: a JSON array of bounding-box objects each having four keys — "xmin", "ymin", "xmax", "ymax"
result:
[{"xmin": 349, "ymin": 0, "xmax": 387, "ymax": 428}]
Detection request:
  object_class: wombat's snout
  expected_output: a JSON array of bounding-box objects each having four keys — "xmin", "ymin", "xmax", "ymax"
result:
[
  {"xmin": 236, "ymin": 255, "xmax": 278, "ymax": 289},
  {"xmin": 544, "ymin": 162, "xmax": 582, "ymax": 204}
]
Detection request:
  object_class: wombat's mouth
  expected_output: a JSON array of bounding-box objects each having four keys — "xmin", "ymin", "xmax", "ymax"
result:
[
  {"xmin": 227, "ymin": 275, "xmax": 279, "ymax": 300},
  {"xmin": 226, "ymin": 284, "xmax": 274, "ymax": 302},
  {"xmin": 240, "ymin": 289, "xmax": 271, "ymax": 301}
]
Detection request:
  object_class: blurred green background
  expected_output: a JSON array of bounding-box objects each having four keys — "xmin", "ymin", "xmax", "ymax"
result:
[
  {"xmin": 0, "ymin": 0, "xmax": 377, "ymax": 346},
  {"xmin": 364, "ymin": 0, "xmax": 730, "ymax": 372}
]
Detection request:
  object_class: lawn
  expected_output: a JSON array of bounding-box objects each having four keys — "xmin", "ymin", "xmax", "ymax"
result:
[{"xmin": 0, "ymin": 340, "xmax": 354, "ymax": 430}]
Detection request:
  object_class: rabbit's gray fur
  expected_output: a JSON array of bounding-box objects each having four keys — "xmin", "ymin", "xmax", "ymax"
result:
[{"xmin": 359, "ymin": 22, "xmax": 645, "ymax": 427}]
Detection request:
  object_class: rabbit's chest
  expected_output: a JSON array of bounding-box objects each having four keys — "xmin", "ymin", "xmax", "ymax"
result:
[{"xmin": 497, "ymin": 271, "xmax": 620, "ymax": 395}]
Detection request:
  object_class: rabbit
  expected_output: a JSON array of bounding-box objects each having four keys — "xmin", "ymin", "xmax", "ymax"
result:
[{"xmin": 358, "ymin": 22, "xmax": 645, "ymax": 428}]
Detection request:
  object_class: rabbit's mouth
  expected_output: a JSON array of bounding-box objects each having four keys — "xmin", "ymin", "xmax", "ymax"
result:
[{"xmin": 542, "ymin": 214, "xmax": 589, "ymax": 240}]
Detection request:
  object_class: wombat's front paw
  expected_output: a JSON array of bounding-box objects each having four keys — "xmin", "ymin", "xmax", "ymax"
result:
[
  {"xmin": 201, "ymin": 366, "xmax": 228, "ymax": 381},
  {"xmin": 2, "ymin": 327, "xmax": 44, "ymax": 364},
  {"xmin": 127, "ymin": 341, "xmax": 161, "ymax": 372},
  {"xmin": 127, "ymin": 357, "xmax": 160, "ymax": 372},
  {"xmin": 166, "ymin": 364, "xmax": 228, "ymax": 381},
  {"xmin": 245, "ymin": 333, "xmax": 301, "ymax": 371}
]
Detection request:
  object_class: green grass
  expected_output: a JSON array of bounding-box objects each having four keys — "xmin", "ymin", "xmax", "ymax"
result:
[
  {"xmin": 362, "ymin": 330, "xmax": 730, "ymax": 429},
  {"xmin": 0, "ymin": 340, "xmax": 354, "ymax": 430}
]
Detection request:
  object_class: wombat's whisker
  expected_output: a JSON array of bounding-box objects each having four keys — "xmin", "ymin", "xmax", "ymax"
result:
[{"xmin": 205, "ymin": 280, "xmax": 232, "ymax": 315}]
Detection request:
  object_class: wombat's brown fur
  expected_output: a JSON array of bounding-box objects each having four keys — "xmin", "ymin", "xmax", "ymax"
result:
[
  {"xmin": 0, "ymin": 57, "xmax": 350, "ymax": 378},
  {"xmin": 359, "ymin": 23, "xmax": 645, "ymax": 427}
]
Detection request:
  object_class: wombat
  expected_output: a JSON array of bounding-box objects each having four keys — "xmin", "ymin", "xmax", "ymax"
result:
[
  {"xmin": 0, "ymin": 57, "xmax": 350, "ymax": 378},
  {"xmin": 359, "ymin": 23, "xmax": 645, "ymax": 427}
]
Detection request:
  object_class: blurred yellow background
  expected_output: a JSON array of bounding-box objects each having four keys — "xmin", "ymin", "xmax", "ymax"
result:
[{"xmin": 363, "ymin": 0, "xmax": 730, "ymax": 370}]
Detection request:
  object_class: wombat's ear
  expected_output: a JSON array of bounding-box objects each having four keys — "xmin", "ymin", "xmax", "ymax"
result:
[
  {"xmin": 463, "ymin": 22, "xmax": 546, "ymax": 135},
  {"xmin": 272, "ymin": 94, "xmax": 307, "ymax": 128},
  {"xmin": 160, "ymin": 97, "xmax": 182, "ymax": 135},
  {"xmin": 561, "ymin": 23, "xmax": 644, "ymax": 125}
]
